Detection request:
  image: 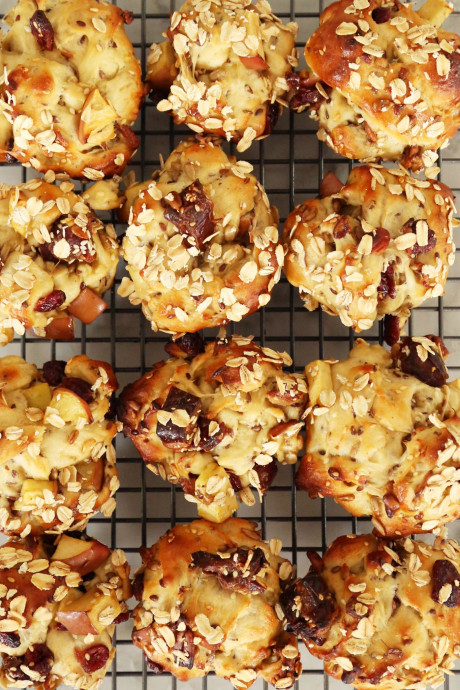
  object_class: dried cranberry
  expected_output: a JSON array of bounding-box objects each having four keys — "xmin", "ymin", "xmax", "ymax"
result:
[
  {"xmin": 113, "ymin": 611, "xmax": 130, "ymax": 624},
  {"xmin": 383, "ymin": 314, "xmax": 400, "ymax": 346},
  {"xmin": 30, "ymin": 10, "xmax": 55, "ymax": 50},
  {"xmin": 432, "ymin": 559, "xmax": 460, "ymax": 607},
  {"xmin": 25, "ymin": 643, "xmax": 54, "ymax": 679},
  {"xmin": 165, "ymin": 333, "xmax": 205, "ymax": 359},
  {"xmin": 392, "ymin": 336, "xmax": 448, "ymax": 387},
  {"xmin": 34, "ymin": 289, "xmax": 66, "ymax": 312},
  {"xmin": 75, "ymin": 644, "xmax": 110, "ymax": 673},
  {"xmin": 42, "ymin": 360, "xmax": 66, "ymax": 386},
  {"xmin": 60, "ymin": 376, "xmax": 94, "ymax": 403},
  {"xmin": 254, "ymin": 460, "xmax": 278, "ymax": 494},
  {"xmin": 371, "ymin": 227, "xmax": 390, "ymax": 253},
  {"xmin": 163, "ymin": 180, "xmax": 215, "ymax": 250},
  {"xmin": 377, "ymin": 263, "xmax": 396, "ymax": 301},
  {"xmin": 263, "ymin": 102, "xmax": 281, "ymax": 136},
  {"xmin": 39, "ymin": 216, "xmax": 96, "ymax": 264},
  {"xmin": 0, "ymin": 632, "xmax": 20, "ymax": 648},
  {"xmin": 402, "ymin": 218, "xmax": 437, "ymax": 257},
  {"xmin": 372, "ymin": 7, "xmax": 391, "ymax": 23}
]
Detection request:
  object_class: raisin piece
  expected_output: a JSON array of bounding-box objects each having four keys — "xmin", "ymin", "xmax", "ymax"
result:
[
  {"xmin": 371, "ymin": 227, "xmax": 390, "ymax": 253},
  {"xmin": 372, "ymin": 7, "xmax": 392, "ymax": 23},
  {"xmin": 156, "ymin": 387, "xmax": 201, "ymax": 449},
  {"xmin": 191, "ymin": 547, "xmax": 268, "ymax": 593},
  {"xmin": 163, "ymin": 180, "xmax": 215, "ymax": 250},
  {"xmin": 113, "ymin": 611, "xmax": 130, "ymax": 624},
  {"xmin": 60, "ymin": 376, "xmax": 94, "ymax": 403},
  {"xmin": 392, "ymin": 336, "xmax": 448, "ymax": 387},
  {"xmin": 146, "ymin": 657, "xmax": 164, "ymax": 673},
  {"xmin": 432, "ymin": 559, "xmax": 460, "ymax": 607},
  {"xmin": 30, "ymin": 10, "xmax": 55, "ymax": 51},
  {"xmin": 34, "ymin": 289, "xmax": 66, "ymax": 312},
  {"xmin": 280, "ymin": 566, "xmax": 337, "ymax": 645},
  {"xmin": 39, "ymin": 216, "xmax": 96, "ymax": 264},
  {"xmin": 132, "ymin": 572, "xmax": 144, "ymax": 601},
  {"xmin": 254, "ymin": 460, "xmax": 278, "ymax": 494},
  {"xmin": 173, "ymin": 622, "xmax": 195, "ymax": 668},
  {"xmin": 75, "ymin": 644, "xmax": 110, "ymax": 673},
  {"xmin": 287, "ymin": 73, "xmax": 329, "ymax": 111},
  {"xmin": 42, "ymin": 360, "xmax": 66, "ymax": 386},
  {"xmin": 165, "ymin": 333, "xmax": 205, "ymax": 359},
  {"xmin": 0, "ymin": 632, "xmax": 20, "ymax": 648},
  {"xmin": 377, "ymin": 263, "xmax": 396, "ymax": 301},
  {"xmin": 227, "ymin": 471, "xmax": 243, "ymax": 493}
]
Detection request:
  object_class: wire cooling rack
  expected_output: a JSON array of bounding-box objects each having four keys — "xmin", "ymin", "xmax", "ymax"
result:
[{"xmin": 2, "ymin": 0, "xmax": 460, "ymax": 689}]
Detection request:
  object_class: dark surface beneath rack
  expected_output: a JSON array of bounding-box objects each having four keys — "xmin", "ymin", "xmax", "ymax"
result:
[{"xmin": 1, "ymin": 0, "xmax": 460, "ymax": 688}]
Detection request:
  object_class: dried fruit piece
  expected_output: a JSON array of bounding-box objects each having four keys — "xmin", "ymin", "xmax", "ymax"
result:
[
  {"xmin": 165, "ymin": 333, "xmax": 205, "ymax": 359},
  {"xmin": 60, "ymin": 377, "xmax": 94, "ymax": 404},
  {"xmin": 42, "ymin": 360, "xmax": 66, "ymax": 386},
  {"xmin": 39, "ymin": 216, "xmax": 96, "ymax": 264},
  {"xmin": 68, "ymin": 288, "xmax": 108, "ymax": 324},
  {"xmin": 75, "ymin": 644, "xmax": 110, "ymax": 673},
  {"xmin": 254, "ymin": 460, "xmax": 278, "ymax": 494},
  {"xmin": 30, "ymin": 10, "xmax": 55, "ymax": 51},
  {"xmin": 156, "ymin": 387, "xmax": 202, "ymax": 449},
  {"xmin": 163, "ymin": 180, "xmax": 215, "ymax": 249},
  {"xmin": 191, "ymin": 547, "xmax": 268, "ymax": 593},
  {"xmin": 392, "ymin": 336, "xmax": 448, "ymax": 387},
  {"xmin": 377, "ymin": 263, "xmax": 396, "ymax": 301},
  {"xmin": 432, "ymin": 559, "xmax": 460, "ymax": 607},
  {"xmin": 34, "ymin": 289, "xmax": 66, "ymax": 312},
  {"xmin": 320, "ymin": 172, "xmax": 343, "ymax": 198},
  {"xmin": 371, "ymin": 227, "xmax": 390, "ymax": 254}
]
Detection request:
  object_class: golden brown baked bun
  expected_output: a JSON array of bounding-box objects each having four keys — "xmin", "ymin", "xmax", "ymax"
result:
[
  {"xmin": 283, "ymin": 166, "xmax": 456, "ymax": 344},
  {"xmin": 297, "ymin": 335, "xmax": 460, "ymax": 537},
  {"xmin": 119, "ymin": 137, "xmax": 283, "ymax": 334},
  {"xmin": 0, "ymin": 354, "xmax": 119, "ymax": 537},
  {"xmin": 290, "ymin": 0, "xmax": 460, "ymax": 170},
  {"xmin": 281, "ymin": 532, "xmax": 460, "ymax": 690},
  {"xmin": 132, "ymin": 518, "xmax": 301, "ymax": 688},
  {"xmin": 147, "ymin": 0, "xmax": 298, "ymax": 151},
  {"xmin": 0, "ymin": 0, "xmax": 143, "ymax": 178},
  {"xmin": 0, "ymin": 178, "xmax": 120, "ymax": 346},
  {"xmin": 0, "ymin": 534, "xmax": 130, "ymax": 690},
  {"xmin": 118, "ymin": 333, "xmax": 307, "ymax": 523}
]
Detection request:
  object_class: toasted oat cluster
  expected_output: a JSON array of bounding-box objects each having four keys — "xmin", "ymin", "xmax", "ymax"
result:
[
  {"xmin": 297, "ymin": 336, "xmax": 460, "ymax": 537},
  {"xmin": 118, "ymin": 334, "xmax": 307, "ymax": 523},
  {"xmin": 290, "ymin": 0, "xmax": 460, "ymax": 170},
  {"xmin": 132, "ymin": 518, "xmax": 301, "ymax": 688},
  {"xmin": 0, "ymin": 534, "xmax": 130, "ymax": 690},
  {"xmin": 0, "ymin": 178, "xmax": 119, "ymax": 345},
  {"xmin": 119, "ymin": 138, "xmax": 283, "ymax": 334},
  {"xmin": 281, "ymin": 532, "xmax": 460, "ymax": 690},
  {"xmin": 0, "ymin": 0, "xmax": 143, "ymax": 178},
  {"xmin": 283, "ymin": 166, "xmax": 456, "ymax": 344},
  {"xmin": 0, "ymin": 354, "xmax": 119, "ymax": 537},
  {"xmin": 147, "ymin": 0, "xmax": 298, "ymax": 151}
]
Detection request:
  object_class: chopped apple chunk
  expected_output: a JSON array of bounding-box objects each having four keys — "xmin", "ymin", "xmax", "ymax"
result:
[
  {"xmin": 52, "ymin": 535, "xmax": 110, "ymax": 576},
  {"xmin": 78, "ymin": 88, "xmax": 118, "ymax": 147},
  {"xmin": 195, "ymin": 462, "xmax": 238, "ymax": 523},
  {"xmin": 417, "ymin": 0, "xmax": 452, "ymax": 26},
  {"xmin": 24, "ymin": 382, "xmax": 52, "ymax": 410},
  {"xmin": 49, "ymin": 388, "xmax": 93, "ymax": 424},
  {"xmin": 58, "ymin": 588, "xmax": 122, "ymax": 635},
  {"xmin": 14, "ymin": 479, "xmax": 57, "ymax": 510}
]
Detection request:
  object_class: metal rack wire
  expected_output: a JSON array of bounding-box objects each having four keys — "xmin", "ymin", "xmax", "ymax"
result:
[{"xmin": 1, "ymin": 0, "xmax": 460, "ymax": 689}]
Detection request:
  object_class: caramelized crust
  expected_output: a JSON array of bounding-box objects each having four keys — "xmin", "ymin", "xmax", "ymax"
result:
[
  {"xmin": 0, "ymin": 0, "xmax": 143, "ymax": 178},
  {"xmin": 118, "ymin": 334, "xmax": 307, "ymax": 523},
  {"xmin": 297, "ymin": 336, "xmax": 460, "ymax": 537},
  {"xmin": 0, "ymin": 178, "xmax": 119, "ymax": 346},
  {"xmin": 119, "ymin": 138, "xmax": 283, "ymax": 334},
  {"xmin": 147, "ymin": 0, "xmax": 298, "ymax": 151},
  {"xmin": 0, "ymin": 535, "xmax": 130, "ymax": 690},
  {"xmin": 132, "ymin": 518, "xmax": 301, "ymax": 688},
  {"xmin": 283, "ymin": 165, "xmax": 456, "ymax": 336},
  {"xmin": 0, "ymin": 354, "xmax": 119, "ymax": 536},
  {"xmin": 298, "ymin": 0, "xmax": 460, "ymax": 169},
  {"xmin": 281, "ymin": 533, "xmax": 460, "ymax": 690}
]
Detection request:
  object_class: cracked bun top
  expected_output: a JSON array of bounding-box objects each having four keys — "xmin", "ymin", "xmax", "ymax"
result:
[
  {"xmin": 0, "ymin": 178, "xmax": 119, "ymax": 346},
  {"xmin": 0, "ymin": 354, "xmax": 119, "ymax": 537},
  {"xmin": 132, "ymin": 518, "xmax": 301, "ymax": 688},
  {"xmin": 281, "ymin": 532, "xmax": 460, "ymax": 690},
  {"xmin": 118, "ymin": 333, "xmax": 308, "ymax": 523},
  {"xmin": 0, "ymin": 0, "xmax": 143, "ymax": 178},
  {"xmin": 119, "ymin": 137, "xmax": 283, "ymax": 334},
  {"xmin": 297, "ymin": 335, "xmax": 460, "ymax": 537},
  {"xmin": 0, "ymin": 534, "xmax": 130, "ymax": 690},
  {"xmin": 283, "ymin": 166, "xmax": 456, "ymax": 339},
  {"xmin": 295, "ymin": 0, "xmax": 460, "ymax": 170},
  {"xmin": 147, "ymin": 0, "xmax": 298, "ymax": 151}
]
